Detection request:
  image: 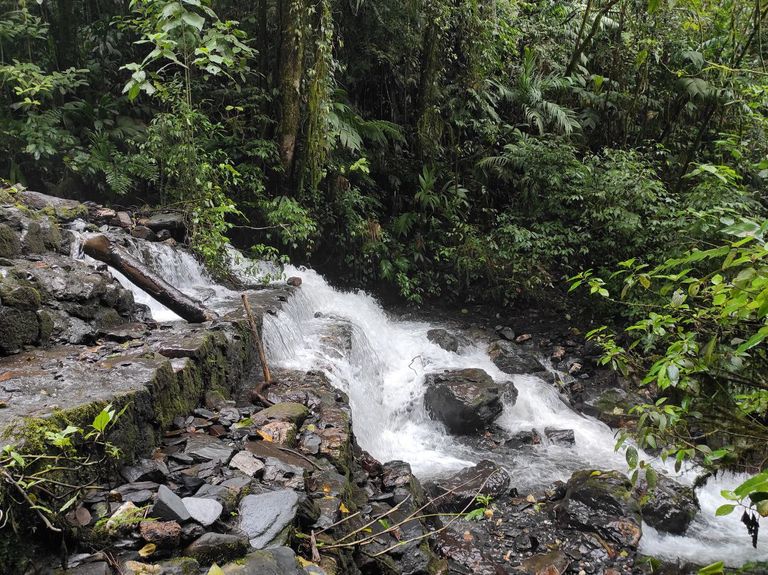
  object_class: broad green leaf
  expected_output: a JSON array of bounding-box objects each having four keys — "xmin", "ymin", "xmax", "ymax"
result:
[
  {"xmin": 715, "ymin": 504, "xmax": 735, "ymax": 516},
  {"xmin": 182, "ymin": 12, "xmax": 205, "ymax": 31}
]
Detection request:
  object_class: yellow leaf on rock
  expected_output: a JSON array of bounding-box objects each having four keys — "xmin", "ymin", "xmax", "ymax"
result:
[
  {"xmin": 207, "ymin": 564, "xmax": 225, "ymax": 575},
  {"xmin": 339, "ymin": 502, "xmax": 350, "ymax": 514},
  {"xmin": 138, "ymin": 543, "xmax": 156, "ymax": 558},
  {"xmin": 256, "ymin": 429, "xmax": 274, "ymax": 442}
]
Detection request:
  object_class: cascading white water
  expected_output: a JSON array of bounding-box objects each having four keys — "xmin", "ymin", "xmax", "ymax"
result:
[
  {"xmin": 261, "ymin": 266, "xmax": 767, "ymax": 568},
  {"xmin": 68, "ymin": 230, "xmax": 765, "ymax": 567}
]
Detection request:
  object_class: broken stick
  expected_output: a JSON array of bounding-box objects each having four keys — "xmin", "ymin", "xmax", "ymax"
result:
[{"xmin": 241, "ymin": 293, "xmax": 273, "ymax": 406}]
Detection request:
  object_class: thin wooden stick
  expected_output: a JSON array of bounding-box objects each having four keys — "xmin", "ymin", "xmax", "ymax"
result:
[
  {"xmin": 242, "ymin": 293, "xmax": 274, "ymax": 406},
  {"xmin": 370, "ymin": 470, "xmax": 500, "ymax": 557}
]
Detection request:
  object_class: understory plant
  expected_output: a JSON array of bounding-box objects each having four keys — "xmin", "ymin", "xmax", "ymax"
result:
[
  {"xmin": 0, "ymin": 404, "xmax": 127, "ymax": 536},
  {"xmin": 571, "ymin": 216, "xmax": 768, "ymax": 545}
]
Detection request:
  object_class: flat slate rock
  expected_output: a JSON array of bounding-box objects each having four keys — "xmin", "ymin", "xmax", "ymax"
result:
[
  {"xmin": 119, "ymin": 458, "xmax": 169, "ymax": 483},
  {"xmin": 182, "ymin": 496, "xmax": 223, "ymax": 526},
  {"xmin": 183, "ymin": 532, "xmax": 249, "ymax": 565},
  {"xmin": 238, "ymin": 489, "xmax": 300, "ymax": 549},
  {"xmin": 184, "ymin": 433, "xmax": 235, "ymax": 463},
  {"xmin": 230, "ymin": 450, "xmax": 266, "ymax": 477},
  {"xmin": 152, "ymin": 484, "xmax": 191, "ymax": 523},
  {"xmin": 219, "ymin": 547, "xmax": 302, "ymax": 575}
]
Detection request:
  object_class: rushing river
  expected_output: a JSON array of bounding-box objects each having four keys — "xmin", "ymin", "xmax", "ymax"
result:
[{"xmin": 73, "ymin": 232, "xmax": 765, "ymax": 567}]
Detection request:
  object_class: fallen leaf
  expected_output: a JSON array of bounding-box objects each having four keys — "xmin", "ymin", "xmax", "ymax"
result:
[
  {"xmin": 138, "ymin": 543, "xmax": 156, "ymax": 558},
  {"xmin": 256, "ymin": 429, "xmax": 274, "ymax": 442},
  {"xmin": 339, "ymin": 502, "xmax": 350, "ymax": 514},
  {"xmin": 207, "ymin": 565, "xmax": 225, "ymax": 575},
  {"xmin": 75, "ymin": 506, "xmax": 91, "ymax": 527}
]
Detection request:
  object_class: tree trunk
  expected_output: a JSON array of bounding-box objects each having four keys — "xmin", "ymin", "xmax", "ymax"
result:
[
  {"xmin": 83, "ymin": 234, "xmax": 216, "ymax": 323},
  {"xmin": 277, "ymin": 0, "xmax": 306, "ymax": 193},
  {"xmin": 414, "ymin": 17, "xmax": 440, "ymax": 160}
]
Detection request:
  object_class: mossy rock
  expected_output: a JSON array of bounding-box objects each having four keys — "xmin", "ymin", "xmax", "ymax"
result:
[
  {"xmin": 253, "ymin": 402, "xmax": 310, "ymax": 425},
  {"xmin": 0, "ymin": 223, "xmax": 20, "ymax": 258},
  {"xmin": 0, "ymin": 307, "xmax": 40, "ymax": 353},
  {"xmin": 0, "ymin": 279, "xmax": 41, "ymax": 310}
]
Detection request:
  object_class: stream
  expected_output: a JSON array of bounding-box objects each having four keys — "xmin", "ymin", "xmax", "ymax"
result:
[{"xmin": 76, "ymin": 233, "xmax": 766, "ymax": 568}]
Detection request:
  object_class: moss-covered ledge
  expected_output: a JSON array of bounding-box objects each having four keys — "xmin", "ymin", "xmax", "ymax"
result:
[{"xmin": 0, "ymin": 288, "xmax": 291, "ymax": 568}]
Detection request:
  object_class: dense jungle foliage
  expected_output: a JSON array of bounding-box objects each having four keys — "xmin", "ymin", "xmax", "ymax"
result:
[{"xmin": 3, "ymin": 0, "xmax": 768, "ymax": 539}]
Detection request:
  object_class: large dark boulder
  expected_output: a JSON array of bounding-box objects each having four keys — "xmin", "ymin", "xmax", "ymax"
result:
[
  {"xmin": 639, "ymin": 473, "xmax": 699, "ymax": 535},
  {"xmin": 424, "ymin": 368, "xmax": 503, "ymax": 434},
  {"xmin": 424, "ymin": 460, "xmax": 511, "ymax": 512},
  {"xmin": 556, "ymin": 469, "xmax": 642, "ymax": 548},
  {"xmin": 488, "ymin": 339, "xmax": 542, "ymax": 374}
]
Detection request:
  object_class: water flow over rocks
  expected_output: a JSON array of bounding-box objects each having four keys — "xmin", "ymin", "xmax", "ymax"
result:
[{"xmin": 2, "ymin": 190, "xmax": 766, "ymax": 573}]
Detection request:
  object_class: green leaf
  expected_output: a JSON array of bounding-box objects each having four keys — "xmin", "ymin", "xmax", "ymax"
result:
[
  {"xmin": 715, "ymin": 504, "xmax": 735, "ymax": 516},
  {"xmin": 625, "ymin": 446, "xmax": 639, "ymax": 469},
  {"xmin": 182, "ymin": 12, "xmax": 205, "ymax": 31},
  {"xmin": 698, "ymin": 561, "xmax": 725, "ymax": 575},
  {"xmin": 645, "ymin": 466, "xmax": 658, "ymax": 489},
  {"xmin": 91, "ymin": 405, "xmax": 114, "ymax": 433},
  {"xmin": 648, "ymin": 0, "xmax": 660, "ymax": 14}
]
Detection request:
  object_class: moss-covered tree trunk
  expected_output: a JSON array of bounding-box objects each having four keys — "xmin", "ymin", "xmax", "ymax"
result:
[
  {"xmin": 414, "ymin": 2, "xmax": 442, "ymax": 161},
  {"xmin": 277, "ymin": 0, "xmax": 306, "ymax": 194}
]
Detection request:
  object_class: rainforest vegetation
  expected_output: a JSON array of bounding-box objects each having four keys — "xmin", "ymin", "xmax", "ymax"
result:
[{"xmin": 3, "ymin": 0, "xmax": 768, "ymax": 535}]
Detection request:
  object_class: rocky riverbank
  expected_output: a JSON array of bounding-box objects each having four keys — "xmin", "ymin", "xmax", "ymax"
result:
[{"xmin": 1, "ymin": 186, "xmax": 765, "ymax": 575}]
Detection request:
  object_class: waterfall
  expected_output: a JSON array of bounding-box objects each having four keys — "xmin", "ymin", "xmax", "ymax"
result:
[
  {"xmin": 261, "ymin": 266, "xmax": 766, "ymax": 568},
  {"xmin": 68, "ymin": 230, "xmax": 764, "ymax": 567}
]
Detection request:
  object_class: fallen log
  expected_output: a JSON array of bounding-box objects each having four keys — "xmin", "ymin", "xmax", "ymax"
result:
[{"xmin": 83, "ymin": 233, "xmax": 216, "ymax": 323}]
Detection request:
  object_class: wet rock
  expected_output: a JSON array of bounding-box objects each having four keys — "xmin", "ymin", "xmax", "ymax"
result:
[
  {"xmin": 488, "ymin": 339, "xmax": 542, "ymax": 374},
  {"xmin": 424, "ymin": 368, "xmax": 503, "ymax": 434},
  {"xmin": 120, "ymin": 459, "xmax": 169, "ymax": 483},
  {"xmin": 433, "ymin": 523, "xmax": 497, "ymax": 575},
  {"xmin": 425, "ymin": 460, "xmax": 511, "ymax": 512},
  {"xmin": 183, "ymin": 532, "xmax": 249, "ymax": 565},
  {"xmin": 113, "ymin": 482, "xmax": 158, "ymax": 505},
  {"xmin": 238, "ymin": 489, "xmax": 299, "ymax": 549},
  {"xmin": 114, "ymin": 211, "xmax": 132, "ymax": 228},
  {"xmin": 219, "ymin": 547, "xmax": 301, "ymax": 575},
  {"xmin": 556, "ymin": 470, "xmax": 642, "ymax": 548},
  {"xmin": 229, "ymin": 450, "xmax": 265, "ymax": 477},
  {"xmin": 0, "ymin": 307, "xmax": 40, "ymax": 353},
  {"xmin": 545, "ymin": 428, "xmax": 575, "ymax": 447},
  {"xmin": 182, "ymin": 496, "xmax": 223, "ymax": 527},
  {"xmin": 252, "ymin": 402, "xmax": 309, "ymax": 425},
  {"xmin": 131, "ymin": 225, "xmax": 156, "ymax": 241},
  {"xmin": 184, "ymin": 434, "xmax": 234, "ymax": 463},
  {"xmin": 580, "ymin": 387, "xmax": 642, "ymax": 429},
  {"xmin": 180, "ymin": 522, "xmax": 206, "ymax": 545},
  {"xmin": 152, "ymin": 485, "xmax": 191, "ymax": 523},
  {"xmin": 17, "ymin": 190, "xmax": 87, "ymax": 220},
  {"xmin": 496, "ymin": 326, "xmax": 516, "ymax": 341},
  {"xmin": 505, "ymin": 430, "xmax": 542, "ymax": 449},
  {"xmin": 263, "ymin": 457, "xmax": 305, "ymax": 490},
  {"xmin": 144, "ymin": 212, "xmax": 186, "ymax": 235},
  {"xmin": 520, "ymin": 549, "xmax": 569, "ymax": 575},
  {"xmin": 155, "ymin": 557, "xmax": 199, "ymax": 575},
  {"xmin": 194, "ymin": 484, "xmax": 240, "ymax": 514},
  {"xmin": 639, "ymin": 474, "xmax": 699, "ymax": 535},
  {"xmin": 139, "ymin": 520, "xmax": 182, "ymax": 548},
  {"xmin": 155, "ymin": 229, "xmax": 172, "ymax": 242},
  {"xmin": 121, "ymin": 561, "xmax": 163, "ymax": 575},
  {"xmin": 427, "ymin": 328, "xmax": 460, "ymax": 353},
  {"xmin": 0, "ymin": 223, "xmax": 21, "ymax": 257},
  {"xmin": 259, "ymin": 420, "xmax": 298, "ymax": 446},
  {"xmin": 286, "ymin": 276, "xmax": 302, "ymax": 287},
  {"xmin": 381, "ymin": 460, "xmax": 414, "ymax": 491}
]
